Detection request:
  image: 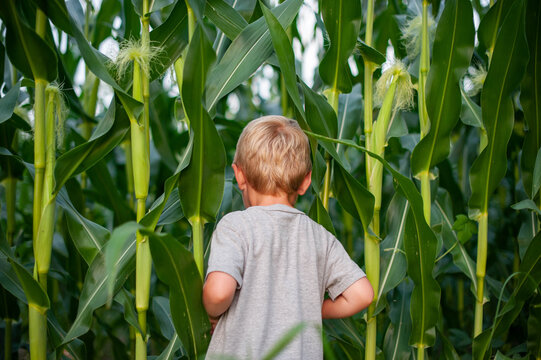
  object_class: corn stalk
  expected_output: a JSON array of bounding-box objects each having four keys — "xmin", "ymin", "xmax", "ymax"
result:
[
  {"xmin": 362, "ymin": 1, "xmax": 378, "ymax": 358},
  {"xmin": 131, "ymin": 2, "xmax": 152, "ymax": 357}
]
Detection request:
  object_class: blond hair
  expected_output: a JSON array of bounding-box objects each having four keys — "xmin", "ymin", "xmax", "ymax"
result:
[{"xmin": 233, "ymin": 115, "xmax": 312, "ymax": 195}]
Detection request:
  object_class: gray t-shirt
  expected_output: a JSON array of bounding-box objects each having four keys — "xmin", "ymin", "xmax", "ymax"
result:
[{"xmin": 205, "ymin": 204, "xmax": 366, "ymax": 360}]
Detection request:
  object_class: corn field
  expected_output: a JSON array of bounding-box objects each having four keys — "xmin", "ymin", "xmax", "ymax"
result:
[{"xmin": 0, "ymin": 0, "xmax": 539, "ymax": 358}]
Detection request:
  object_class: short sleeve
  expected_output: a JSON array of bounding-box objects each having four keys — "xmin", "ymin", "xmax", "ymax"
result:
[
  {"xmin": 325, "ymin": 238, "xmax": 366, "ymax": 300},
  {"xmin": 206, "ymin": 218, "xmax": 245, "ymax": 288}
]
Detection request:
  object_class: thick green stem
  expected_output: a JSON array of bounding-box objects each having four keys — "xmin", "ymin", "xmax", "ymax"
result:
[
  {"xmin": 474, "ymin": 212, "xmax": 488, "ymax": 336},
  {"xmin": 134, "ymin": 5, "xmax": 152, "ymax": 358},
  {"xmin": 135, "ymin": 199, "xmax": 151, "ymax": 358},
  {"xmin": 29, "ymin": 306, "xmax": 47, "ymax": 360},
  {"xmin": 192, "ymin": 217, "xmax": 205, "ymax": 279},
  {"xmin": 36, "ymin": 90, "xmax": 58, "ymax": 291},
  {"xmin": 30, "ymin": 11, "xmax": 49, "ymax": 360},
  {"xmin": 363, "ymin": 0, "xmax": 375, "ymax": 181},
  {"xmin": 322, "ymin": 88, "xmax": 340, "ymax": 209},
  {"xmin": 417, "ymin": 345, "xmax": 426, "ymax": 360},
  {"xmin": 33, "ymin": 79, "xmax": 47, "ymax": 251}
]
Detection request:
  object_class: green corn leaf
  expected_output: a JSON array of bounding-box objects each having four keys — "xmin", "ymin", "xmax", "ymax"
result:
[
  {"xmin": 336, "ymin": 84, "xmax": 362, "ymax": 158},
  {"xmin": 377, "ymin": 194, "xmax": 408, "ymax": 312},
  {"xmin": 179, "ymin": 26, "xmax": 226, "ymax": 224},
  {"xmin": 319, "ymin": 0, "xmax": 362, "ymax": 94},
  {"xmin": 460, "ymin": 88, "xmax": 483, "ymax": 128},
  {"xmin": 511, "ymin": 199, "xmax": 541, "ymax": 216},
  {"xmin": 323, "ymin": 317, "xmax": 364, "ymax": 357},
  {"xmin": 0, "ymin": 0, "xmax": 57, "ymax": 82},
  {"xmin": 151, "ymin": 297, "xmax": 187, "ymax": 359},
  {"xmin": 205, "ymin": 0, "xmax": 302, "ymax": 111},
  {"xmin": 469, "ymin": 0, "xmax": 528, "ymax": 215},
  {"xmin": 56, "ymin": 188, "xmax": 109, "ymax": 265},
  {"xmin": 383, "ymin": 281, "xmax": 412, "ymax": 360},
  {"xmin": 149, "ymin": 0, "xmax": 189, "ymax": 81},
  {"xmin": 86, "ymin": 162, "xmax": 134, "ymax": 225},
  {"xmin": 477, "ymin": 0, "xmax": 515, "ymax": 55},
  {"xmin": 62, "ymin": 228, "xmax": 136, "ymax": 345},
  {"xmin": 333, "ymin": 161, "xmax": 375, "ymax": 234},
  {"xmin": 155, "ymin": 188, "xmax": 184, "ymax": 226},
  {"xmin": 147, "ymin": 231, "xmax": 211, "ymax": 359},
  {"xmin": 156, "ymin": 334, "xmax": 183, "ymax": 360},
  {"xmin": 403, "ymin": 208, "xmax": 440, "ymax": 348},
  {"xmin": 47, "ymin": 312, "xmax": 86, "ymax": 360},
  {"xmin": 10, "ymin": 260, "xmax": 49, "ymax": 313},
  {"xmin": 434, "ymin": 194, "xmax": 478, "ymax": 290},
  {"xmin": 54, "ymin": 100, "xmax": 130, "ymax": 195},
  {"xmin": 152, "ymin": 296, "xmax": 177, "ymax": 340},
  {"xmin": 206, "ymin": 0, "xmax": 248, "ymax": 41},
  {"xmin": 104, "ymin": 222, "xmax": 140, "ymax": 305},
  {"xmin": 0, "ymin": 82, "xmax": 20, "ymax": 124},
  {"xmin": 355, "ymin": 40, "xmax": 386, "ymax": 65},
  {"xmin": 0, "ymin": 254, "xmax": 26, "ymax": 303},
  {"xmin": 411, "ymin": 0, "xmax": 475, "ymax": 177},
  {"xmin": 308, "ymin": 194, "xmax": 336, "ymax": 236},
  {"xmin": 520, "ymin": 0, "xmax": 541, "ymax": 198},
  {"xmin": 437, "ymin": 326, "xmax": 461, "ymax": 360},
  {"xmin": 115, "ymin": 288, "xmax": 143, "ymax": 336},
  {"xmin": 302, "ymin": 81, "xmax": 338, "ymax": 140},
  {"xmin": 261, "ymin": 2, "xmax": 306, "ymax": 127},
  {"xmin": 305, "ymin": 130, "xmax": 440, "ymax": 348}
]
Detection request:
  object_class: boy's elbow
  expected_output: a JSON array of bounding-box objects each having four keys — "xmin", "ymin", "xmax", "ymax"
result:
[
  {"xmin": 359, "ymin": 279, "xmax": 374, "ymax": 309},
  {"xmin": 347, "ymin": 277, "xmax": 374, "ymax": 313}
]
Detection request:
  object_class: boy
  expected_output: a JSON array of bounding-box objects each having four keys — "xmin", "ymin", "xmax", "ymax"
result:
[{"xmin": 203, "ymin": 115, "xmax": 374, "ymax": 359}]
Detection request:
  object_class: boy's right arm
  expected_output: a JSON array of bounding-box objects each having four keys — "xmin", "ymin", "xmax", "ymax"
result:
[
  {"xmin": 203, "ymin": 271, "xmax": 238, "ymax": 319},
  {"xmin": 321, "ymin": 277, "xmax": 374, "ymax": 319}
]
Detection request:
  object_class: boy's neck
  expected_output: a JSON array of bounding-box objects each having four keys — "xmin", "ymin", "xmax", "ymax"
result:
[{"xmin": 242, "ymin": 186, "xmax": 297, "ymax": 208}]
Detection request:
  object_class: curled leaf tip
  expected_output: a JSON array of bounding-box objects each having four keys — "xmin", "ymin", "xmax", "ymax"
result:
[
  {"xmin": 400, "ymin": 14, "xmax": 436, "ymax": 59},
  {"xmin": 375, "ymin": 61, "xmax": 414, "ymax": 111}
]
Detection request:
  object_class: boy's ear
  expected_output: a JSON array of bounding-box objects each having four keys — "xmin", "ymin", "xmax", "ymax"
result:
[
  {"xmin": 297, "ymin": 171, "xmax": 312, "ymax": 196},
  {"xmin": 232, "ymin": 164, "xmax": 247, "ymax": 191}
]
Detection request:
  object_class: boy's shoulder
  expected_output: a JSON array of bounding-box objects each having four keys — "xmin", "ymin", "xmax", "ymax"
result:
[{"xmin": 217, "ymin": 205, "xmax": 335, "ymax": 238}]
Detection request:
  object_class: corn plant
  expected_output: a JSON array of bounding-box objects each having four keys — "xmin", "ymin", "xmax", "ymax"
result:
[{"xmin": 1, "ymin": 0, "xmax": 541, "ymax": 359}]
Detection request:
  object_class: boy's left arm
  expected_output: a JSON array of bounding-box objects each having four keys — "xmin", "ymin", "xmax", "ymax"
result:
[{"xmin": 203, "ymin": 271, "xmax": 238, "ymax": 319}]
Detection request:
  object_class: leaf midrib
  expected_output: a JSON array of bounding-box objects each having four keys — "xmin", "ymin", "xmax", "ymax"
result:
[
  {"xmin": 424, "ymin": 0, "xmax": 460, "ymax": 171},
  {"xmin": 377, "ymin": 202, "xmax": 408, "ymax": 304},
  {"xmin": 160, "ymin": 240, "xmax": 198, "ymax": 357}
]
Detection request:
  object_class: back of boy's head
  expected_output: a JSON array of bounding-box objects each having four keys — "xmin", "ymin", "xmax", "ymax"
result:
[{"xmin": 233, "ymin": 115, "xmax": 312, "ymax": 195}]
